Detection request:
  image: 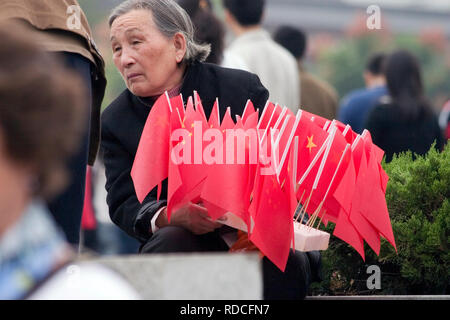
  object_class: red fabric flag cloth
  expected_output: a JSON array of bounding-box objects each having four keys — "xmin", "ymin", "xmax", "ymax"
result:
[
  {"xmin": 333, "ymin": 208, "xmax": 365, "ymax": 260},
  {"xmin": 360, "ymin": 133, "xmax": 397, "ymax": 251},
  {"xmin": 332, "ymin": 149, "xmax": 357, "ymax": 215},
  {"xmin": 347, "ymin": 137, "xmax": 381, "ymax": 255},
  {"xmin": 169, "ymin": 93, "xmax": 185, "ymax": 119},
  {"xmin": 167, "ymin": 94, "xmax": 213, "ymax": 219},
  {"xmin": 250, "ymin": 173, "xmax": 293, "ymax": 272},
  {"xmin": 201, "ymin": 119, "xmax": 253, "ymax": 227},
  {"xmin": 306, "ymin": 127, "xmax": 349, "ymax": 212},
  {"xmin": 208, "ymin": 98, "xmax": 220, "ymax": 129},
  {"xmin": 167, "ymin": 108, "xmax": 185, "ymax": 219},
  {"xmin": 242, "ymin": 99, "xmax": 256, "ymax": 125},
  {"xmin": 257, "ymin": 101, "xmax": 276, "ymax": 129},
  {"xmin": 131, "ymin": 93, "xmax": 171, "ymax": 203},
  {"xmin": 81, "ymin": 166, "xmax": 97, "ymax": 230},
  {"xmin": 302, "ymin": 110, "xmax": 330, "ymax": 129},
  {"xmin": 194, "ymin": 90, "xmax": 208, "ymax": 124},
  {"xmin": 294, "ymin": 114, "xmax": 330, "ymax": 192},
  {"xmin": 220, "ymin": 107, "xmax": 235, "ymax": 132}
]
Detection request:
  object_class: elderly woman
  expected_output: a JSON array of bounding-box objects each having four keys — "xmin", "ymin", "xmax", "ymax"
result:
[{"xmin": 102, "ymin": 0, "xmax": 321, "ymax": 299}]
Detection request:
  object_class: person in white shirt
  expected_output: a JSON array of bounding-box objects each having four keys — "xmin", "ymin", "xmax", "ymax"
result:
[{"xmin": 222, "ymin": 0, "xmax": 300, "ymax": 114}]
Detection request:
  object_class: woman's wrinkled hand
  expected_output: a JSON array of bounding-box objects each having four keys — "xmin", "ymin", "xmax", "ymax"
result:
[{"xmin": 157, "ymin": 203, "xmax": 225, "ymax": 235}]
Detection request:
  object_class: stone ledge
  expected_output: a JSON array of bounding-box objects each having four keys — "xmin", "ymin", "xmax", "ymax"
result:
[
  {"xmin": 306, "ymin": 295, "xmax": 450, "ymax": 300},
  {"xmin": 82, "ymin": 252, "xmax": 262, "ymax": 300}
]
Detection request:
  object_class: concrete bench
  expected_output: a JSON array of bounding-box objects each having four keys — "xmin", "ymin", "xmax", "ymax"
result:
[{"xmin": 83, "ymin": 252, "xmax": 262, "ymax": 300}]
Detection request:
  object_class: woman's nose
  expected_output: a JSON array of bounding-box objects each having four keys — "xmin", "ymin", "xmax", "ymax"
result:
[{"xmin": 120, "ymin": 47, "xmax": 136, "ymax": 68}]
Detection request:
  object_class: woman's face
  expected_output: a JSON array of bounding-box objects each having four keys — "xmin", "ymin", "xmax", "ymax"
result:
[{"xmin": 110, "ymin": 9, "xmax": 186, "ymax": 97}]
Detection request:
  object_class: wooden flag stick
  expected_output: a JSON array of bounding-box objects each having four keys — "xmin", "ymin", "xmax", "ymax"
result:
[
  {"xmin": 164, "ymin": 91, "xmax": 173, "ymax": 113},
  {"xmin": 299, "ymin": 188, "xmax": 314, "ymax": 225},
  {"xmin": 307, "ymin": 201, "xmax": 321, "ymax": 228},
  {"xmin": 293, "ymin": 189, "xmax": 306, "ymax": 224},
  {"xmin": 316, "ymin": 209, "xmax": 326, "ymax": 230}
]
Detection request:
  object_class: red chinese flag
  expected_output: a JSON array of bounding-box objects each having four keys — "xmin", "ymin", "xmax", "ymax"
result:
[
  {"xmin": 250, "ymin": 174, "xmax": 292, "ymax": 272},
  {"xmin": 242, "ymin": 99, "xmax": 256, "ymax": 124},
  {"xmin": 201, "ymin": 120, "xmax": 252, "ymax": 227},
  {"xmin": 332, "ymin": 151, "xmax": 357, "ymax": 215},
  {"xmin": 348, "ymin": 138, "xmax": 381, "ymax": 255},
  {"xmin": 360, "ymin": 133, "xmax": 396, "ymax": 251},
  {"xmin": 333, "ymin": 208, "xmax": 365, "ymax": 260},
  {"xmin": 194, "ymin": 90, "xmax": 208, "ymax": 124},
  {"xmin": 220, "ymin": 107, "xmax": 235, "ymax": 132},
  {"xmin": 208, "ymin": 98, "xmax": 220, "ymax": 129},
  {"xmin": 131, "ymin": 93, "xmax": 171, "ymax": 202},
  {"xmin": 295, "ymin": 115, "xmax": 329, "ymax": 188},
  {"xmin": 257, "ymin": 101, "xmax": 275, "ymax": 129},
  {"xmin": 169, "ymin": 95, "xmax": 209, "ymax": 213},
  {"xmin": 302, "ymin": 110, "xmax": 330, "ymax": 129},
  {"xmin": 170, "ymin": 93, "xmax": 185, "ymax": 119},
  {"xmin": 167, "ymin": 107, "xmax": 185, "ymax": 219}
]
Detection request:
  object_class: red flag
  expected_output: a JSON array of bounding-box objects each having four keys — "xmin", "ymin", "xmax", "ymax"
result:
[
  {"xmin": 208, "ymin": 98, "xmax": 220, "ymax": 129},
  {"xmin": 167, "ymin": 105, "xmax": 185, "ymax": 218},
  {"xmin": 333, "ymin": 208, "xmax": 365, "ymax": 260},
  {"xmin": 201, "ymin": 120, "xmax": 253, "ymax": 227},
  {"xmin": 167, "ymin": 95, "xmax": 209, "ymax": 217},
  {"xmin": 302, "ymin": 110, "xmax": 329, "ymax": 129},
  {"xmin": 194, "ymin": 90, "xmax": 208, "ymax": 124},
  {"xmin": 347, "ymin": 137, "xmax": 381, "ymax": 255},
  {"xmin": 360, "ymin": 132, "xmax": 397, "ymax": 251},
  {"xmin": 242, "ymin": 99, "xmax": 256, "ymax": 124},
  {"xmin": 220, "ymin": 107, "xmax": 235, "ymax": 132},
  {"xmin": 257, "ymin": 101, "xmax": 275, "ymax": 129},
  {"xmin": 131, "ymin": 93, "xmax": 171, "ymax": 202},
  {"xmin": 332, "ymin": 150, "xmax": 357, "ymax": 215},
  {"xmin": 81, "ymin": 166, "xmax": 97, "ymax": 230},
  {"xmin": 250, "ymin": 173, "xmax": 292, "ymax": 271},
  {"xmin": 169, "ymin": 93, "xmax": 185, "ymax": 119},
  {"xmin": 295, "ymin": 115, "xmax": 329, "ymax": 189}
]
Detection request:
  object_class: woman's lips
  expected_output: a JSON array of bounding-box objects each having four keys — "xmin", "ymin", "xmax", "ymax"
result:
[{"xmin": 127, "ymin": 73, "xmax": 142, "ymax": 80}]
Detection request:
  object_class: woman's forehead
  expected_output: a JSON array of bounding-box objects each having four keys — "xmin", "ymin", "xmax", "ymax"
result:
[{"xmin": 110, "ymin": 10, "xmax": 155, "ymax": 39}]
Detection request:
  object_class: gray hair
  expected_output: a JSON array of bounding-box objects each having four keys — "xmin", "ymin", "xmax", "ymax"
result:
[{"xmin": 109, "ymin": 0, "xmax": 210, "ymax": 64}]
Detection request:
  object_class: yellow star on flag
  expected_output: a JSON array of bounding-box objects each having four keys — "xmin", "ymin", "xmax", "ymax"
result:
[{"xmin": 306, "ymin": 135, "xmax": 317, "ymax": 154}]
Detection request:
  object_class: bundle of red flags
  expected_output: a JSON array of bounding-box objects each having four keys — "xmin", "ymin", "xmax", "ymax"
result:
[{"xmin": 131, "ymin": 92, "xmax": 396, "ymax": 271}]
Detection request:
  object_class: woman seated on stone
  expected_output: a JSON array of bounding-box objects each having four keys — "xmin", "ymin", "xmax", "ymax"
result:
[{"xmin": 102, "ymin": 0, "xmax": 321, "ymax": 299}]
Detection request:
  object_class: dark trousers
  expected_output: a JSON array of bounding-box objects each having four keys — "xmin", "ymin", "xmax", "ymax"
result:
[
  {"xmin": 140, "ymin": 226, "xmax": 321, "ymax": 300},
  {"xmin": 47, "ymin": 52, "xmax": 92, "ymax": 246}
]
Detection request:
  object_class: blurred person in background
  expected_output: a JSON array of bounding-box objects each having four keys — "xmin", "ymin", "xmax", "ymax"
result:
[
  {"xmin": 222, "ymin": 0, "xmax": 300, "ymax": 113},
  {"xmin": 0, "ymin": 0, "xmax": 106, "ymax": 247},
  {"xmin": 365, "ymin": 50, "xmax": 445, "ymax": 163},
  {"xmin": 338, "ymin": 53, "xmax": 387, "ymax": 134},
  {"xmin": 102, "ymin": 0, "xmax": 321, "ymax": 300},
  {"xmin": 438, "ymin": 99, "xmax": 450, "ymax": 140},
  {"xmin": 177, "ymin": 0, "xmax": 225, "ymax": 64},
  {"xmin": 273, "ymin": 25, "xmax": 338, "ymax": 120},
  {"xmin": 0, "ymin": 25, "xmax": 138, "ymax": 300}
]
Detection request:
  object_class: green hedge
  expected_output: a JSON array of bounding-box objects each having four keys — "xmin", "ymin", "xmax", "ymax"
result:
[{"xmin": 310, "ymin": 142, "xmax": 450, "ymax": 295}]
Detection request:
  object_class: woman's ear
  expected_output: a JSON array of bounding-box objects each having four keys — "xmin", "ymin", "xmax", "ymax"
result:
[{"xmin": 173, "ymin": 32, "xmax": 187, "ymax": 64}]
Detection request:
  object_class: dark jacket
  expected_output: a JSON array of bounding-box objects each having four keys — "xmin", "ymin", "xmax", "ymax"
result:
[
  {"xmin": 365, "ymin": 101, "xmax": 445, "ymax": 163},
  {"xmin": 101, "ymin": 62, "xmax": 269, "ymax": 242}
]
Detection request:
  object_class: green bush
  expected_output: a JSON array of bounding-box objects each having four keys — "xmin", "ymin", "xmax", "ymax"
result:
[{"xmin": 310, "ymin": 142, "xmax": 450, "ymax": 295}]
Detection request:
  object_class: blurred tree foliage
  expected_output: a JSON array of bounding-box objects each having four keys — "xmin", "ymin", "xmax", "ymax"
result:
[
  {"xmin": 310, "ymin": 142, "xmax": 450, "ymax": 296},
  {"xmin": 316, "ymin": 32, "xmax": 450, "ymax": 112}
]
